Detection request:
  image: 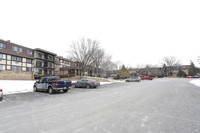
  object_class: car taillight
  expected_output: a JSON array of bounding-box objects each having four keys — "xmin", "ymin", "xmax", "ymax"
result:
[
  {"xmin": 0, "ymin": 89, "xmax": 2, "ymax": 92},
  {"xmin": 56, "ymin": 83, "xmax": 58, "ymax": 87}
]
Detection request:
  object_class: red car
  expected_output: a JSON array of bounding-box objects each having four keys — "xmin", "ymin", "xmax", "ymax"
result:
[
  {"xmin": 186, "ymin": 76, "xmax": 193, "ymax": 78},
  {"xmin": 141, "ymin": 76, "xmax": 154, "ymax": 80}
]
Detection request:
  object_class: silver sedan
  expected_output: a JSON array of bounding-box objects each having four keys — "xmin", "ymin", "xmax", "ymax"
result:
[
  {"xmin": 125, "ymin": 76, "xmax": 141, "ymax": 82},
  {"xmin": 72, "ymin": 79, "xmax": 100, "ymax": 89},
  {"xmin": 0, "ymin": 88, "xmax": 3, "ymax": 100}
]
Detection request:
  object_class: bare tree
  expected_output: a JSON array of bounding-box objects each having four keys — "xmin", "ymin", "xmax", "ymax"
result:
[
  {"xmin": 92, "ymin": 48, "xmax": 112, "ymax": 76},
  {"xmin": 162, "ymin": 56, "xmax": 181, "ymax": 76},
  {"xmin": 68, "ymin": 38, "xmax": 99, "ymax": 76}
]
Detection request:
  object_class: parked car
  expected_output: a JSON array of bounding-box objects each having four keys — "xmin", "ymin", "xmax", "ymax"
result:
[
  {"xmin": 186, "ymin": 76, "xmax": 193, "ymax": 78},
  {"xmin": 140, "ymin": 76, "xmax": 154, "ymax": 80},
  {"xmin": 33, "ymin": 76, "xmax": 72, "ymax": 94},
  {"xmin": 192, "ymin": 75, "xmax": 200, "ymax": 78},
  {"xmin": 0, "ymin": 89, "xmax": 3, "ymax": 100},
  {"xmin": 125, "ymin": 76, "xmax": 141, "ymax": 82},
  {"xmin": 72, "ymin": 79, "xmax": 100, "ymax": 88}
]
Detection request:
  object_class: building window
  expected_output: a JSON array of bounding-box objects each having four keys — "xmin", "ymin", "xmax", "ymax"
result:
[
  {"xmin": 55, "ymin": 64, "xmax": 60, "ymax": 68},
  {"xmin": 37, "ymin": 53, "xmax": 42, "ymax": 59},
  {"xmin": 48, "ymin": 70, "xmax": 52, "ymax": 75},
  {"xmin": 48, "ymin": 63, "xmax": 53, "ymax": 68},
  {"xmin": 26, "ymin": 67, "xmax": 32, "ymax": 72},
  {"xmin": 12, "ymin": 66, "xmax": 22, "ymax": 71},
  {"xmin": 0, "ymin": 54, "xmax": 6, "ymax": 59},
  {"xmin": 12, "ymin": 56, "xmax": 22, "ymax": 62},
  {"xmin": 27, "ymin": 50, "xmax": 32, "ymax": 55},
  {"xmin": 26, "ymin": 59, "xmax": 32, "ymax": 64},
  {"xmin": 12, "ymin": 46, "xmax": 22, "ymax": 53},
  {"xmin": 55, "ymin": 71, "xmax": 59, "ymax": 74},
  {"xmin": 55, "ymin": 57, "xmax": 59, "ymax": 62},
  {"xmin": 48, "ymin": 55, "xmax": 53, "ymax": 61},
  {"xmin": 36, "ymin": 61, "xmax": 42, "ymax": 67},
  {"xmin": 0, "ymin": 43, "xmax": 6, "ymax": 49},
  {"xmin": 0, "ymin": 65, "xmax": 6, "ymax": 70}
]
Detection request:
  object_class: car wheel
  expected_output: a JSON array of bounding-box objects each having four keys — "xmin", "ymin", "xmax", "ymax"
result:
[
  {"xmin": 33, "ymin": 86, "xmax": 38, "ymax": 92},
  {"xmin": 63, "ymin": 89, "xmax": 68, "ymax": 93},
  {"xmin": 126, "ymin": 80, "xmax": 129, "ymax": 82},
  {"xmin": 86, "ymin": 84, "xmax": 91, "ymax": 89},
  {"xmin": 48, "ymin": 87, "xmax": 53, "ymax": 94}
]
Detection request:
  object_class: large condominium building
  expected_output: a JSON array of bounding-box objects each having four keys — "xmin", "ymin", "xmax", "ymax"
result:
[
  {"xmin": 0, "ymin": 39, "xmax": 81, "ymax": 80},
  {"xmin": 33, "ymin": 48, "xmax": 57, "ymax": 79},
  {"xmin": 0, "ymin": 39, "xmax": 34, "ymax": 80}
]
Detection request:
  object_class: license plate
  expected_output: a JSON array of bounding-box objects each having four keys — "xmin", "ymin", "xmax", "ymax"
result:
[{"xmin": 64, "ymin": 87, "xmax": 67, "ymax": 89}]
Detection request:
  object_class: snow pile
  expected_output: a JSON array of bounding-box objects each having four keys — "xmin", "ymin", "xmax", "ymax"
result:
[
  {"xmin": 0, "ymin": 80, "xmax": 36, "ymax": 95},
  {"xmin": 100, "ymin": 82, "xmax": 113, "ymax": 85},
  {"xmin": 190, "ymin": 79, "xmax": 200, "ymax": 87}
]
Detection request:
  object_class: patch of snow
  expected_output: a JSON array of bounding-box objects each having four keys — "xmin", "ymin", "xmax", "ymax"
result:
[
  {"xmin": 0, "ymin": 80, "xmax": 36, "ymax": 95},
  {"xmin": 190, "ymin": 79, "xmax": 200, "ymax": 87},
  {"xmin": 100, "ymin": 82, "xmax": 113, "ymax": 85}
]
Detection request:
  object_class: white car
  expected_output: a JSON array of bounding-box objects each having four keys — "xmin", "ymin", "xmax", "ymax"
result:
[{"xmin": 0, "ymin": 88, "xmax": 3, "ymax": 100}]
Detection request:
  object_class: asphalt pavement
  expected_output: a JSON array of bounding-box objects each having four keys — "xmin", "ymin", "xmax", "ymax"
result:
[{"xmin": 0, "ymin": 78, "xmax": 200, "ymax": 133}]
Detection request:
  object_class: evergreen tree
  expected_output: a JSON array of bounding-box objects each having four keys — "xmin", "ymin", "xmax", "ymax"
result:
[
  {"xmin": 188, "ymin": 61, "xmax": 196, "ymax": 76},
  {"xmin": 118, "ymin": 65, "xmax": 131, "ymax": 79}
]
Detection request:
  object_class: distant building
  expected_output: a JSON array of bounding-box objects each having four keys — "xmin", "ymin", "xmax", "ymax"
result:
[
  {"xmin": 129, "ymin": 65, "xmax": 191, "ymax": 77},
  {"xmin": 55, "ymin": 56, "xmax": 80, "ymax": 77}
]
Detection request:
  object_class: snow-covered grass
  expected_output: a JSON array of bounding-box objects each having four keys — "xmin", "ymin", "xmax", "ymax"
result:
[
  {"xmin": 0, "ymin": 80, "xmax": 36, "ymax": 95},
  {"xmin": 190, "ymin": 79, "xmax": 200, "ymax": 87}
]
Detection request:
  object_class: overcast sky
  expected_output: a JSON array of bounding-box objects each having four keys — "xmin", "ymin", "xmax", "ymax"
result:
[{"xmin": 0, "ymin": 0, "xmax": 200, "ymax": 67}]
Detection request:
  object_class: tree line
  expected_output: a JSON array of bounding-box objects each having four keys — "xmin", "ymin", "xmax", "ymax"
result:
[{"xmin": 67, "ymin": 38, "xmax": 199, "ymax": 78}]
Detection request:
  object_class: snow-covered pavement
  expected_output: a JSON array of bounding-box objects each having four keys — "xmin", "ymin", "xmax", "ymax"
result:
[
  {"xmin": 1, "ymin": 78, "xmax": 200, "ymax": 133},
  {"xmin": 190, "ymin": 79, "xmax": 200, "ymax": 87}
]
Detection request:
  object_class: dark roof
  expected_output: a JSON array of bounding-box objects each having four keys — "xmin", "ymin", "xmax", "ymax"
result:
[
  {"xmin": 57, "ymin": 56, "xmax": 71, "ymax": 61},
  {"xmin": 0, "ymin": 39, "xmax": 34, "ymax": 59},
  {"xmin": 34, "ymin": 48, "xmax": 57, "ymax": 56}
]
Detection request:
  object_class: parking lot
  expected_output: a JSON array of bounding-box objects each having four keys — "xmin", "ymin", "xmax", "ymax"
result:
[{"xmin": 0, "ymin": 78, "xmax": 200, "ymax": 133}]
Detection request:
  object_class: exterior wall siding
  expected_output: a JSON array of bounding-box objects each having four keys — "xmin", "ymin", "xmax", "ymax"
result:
[{"xmin": 0, "ymin": 70, "xmax": 33, "ymax": 80}]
